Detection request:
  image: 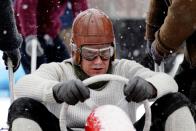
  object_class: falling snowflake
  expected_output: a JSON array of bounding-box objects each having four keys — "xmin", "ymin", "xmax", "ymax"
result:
[
  {"xmin": 3, "ymin": 30, "xmax": 7, "ymax": 35},
  {"xmin": 128, "ymin": 52, "xmax": 132, "ymax": 58},
  {"xmin": 169, "ymin": 50, "xmax": 173, "ymax": 54},
  {"xmin": 133, "ymin": 50, "xmax": 140, "ymax": 57},
  {"xmin": 120, "ymin": 35, "xmax": 124, "ymax": 39},
  {"xmin": 22, "ymin": 4, "xmax": 28, "ymax": 10},
  {"xmin": 44, "ymin": 34, "xmax": 50, "ymax": 41},
  {"xmin": 66, "ymin": 10, "xmax": 70, "ymax": 14}
]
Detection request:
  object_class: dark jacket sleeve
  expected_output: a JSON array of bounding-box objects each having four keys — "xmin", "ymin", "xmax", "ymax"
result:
[
  {"xmin": 154, "ymin": 0, "xmax": 196, "ymax": 54},
  {"xmin": 0, "ymin": 0, "xmax": 22, "ymax": 51},
  {"xmin": 145, "ymin": 0, "xmax": 168, "ymax": 41}
]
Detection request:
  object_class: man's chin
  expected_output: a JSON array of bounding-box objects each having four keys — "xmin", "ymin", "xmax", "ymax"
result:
[{"xmin": 90, "ymin": 71, "xmax": 106, "ymax": 76}]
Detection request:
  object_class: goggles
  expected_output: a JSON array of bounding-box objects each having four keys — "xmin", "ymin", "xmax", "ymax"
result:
[{"xmin": 80, "ymin": 46, "xmax": 114, "ymax": 61}]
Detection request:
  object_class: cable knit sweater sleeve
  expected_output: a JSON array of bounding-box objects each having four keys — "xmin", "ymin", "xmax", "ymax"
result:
[
  {"xmin": 14, "ymin": 62, "xmax": 67, "ymax": 103},
  {"xmin": 113, "ymin": 59, "xmax": 178, "ymax": 99}
]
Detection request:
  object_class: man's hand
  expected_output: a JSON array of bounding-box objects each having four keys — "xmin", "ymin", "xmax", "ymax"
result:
[
  {"xmin": 25, "ymin": 36, "xmax": 44, "ymax": 57},
  {"xmin": 124, "ymin": 76, "xmax": 157, "ymax": 103},
  {"xmin": 140, "ymin": 53, "xmax": 154, "ymax": 70},
  {"xmin": 140, "ymin": 40, "xmax": 155, "ymax": 70},
  {"xmin": 3, "ymin": 48, "xmax": 21, "ymax": 72},
  {"xmin": 150, "ymin": 41, "xmax": 165, "ymax": 65},
  {"xmin": 53, "ymin": 79, "xmax": 90, "ymax": 105}
]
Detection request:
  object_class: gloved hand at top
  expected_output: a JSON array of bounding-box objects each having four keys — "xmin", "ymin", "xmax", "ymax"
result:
[
  {"xmin": 3, "ymin": 48, "xmax": 21, "ymax": 72},
  {"xmin": 124, "ymin": 76, "xmax": 157, "ymax": 103},
  {"xmin": 150, "ymin": 41, "xmax": 166, "ymax": 65},
  {"xmin": 25, "ymin": 35, "xmax": 44, "ymax": 57},
  {"xmin": 53, "ymin": 79, "xmax": 90, "ymax": 105},
  {"xmin": 140, "ymin": 40, "xmax": 155, "ymax": 70}
]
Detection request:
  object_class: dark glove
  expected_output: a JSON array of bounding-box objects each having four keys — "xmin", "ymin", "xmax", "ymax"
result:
[
  {"xmin": 150, "ymin": 41, "xmax": 165, "ymax": 65},
  {"xmin": 53, "ymin": 79, "xmax": 90, "ymax": 105},
  {"xmin": 3, "ymin": 48, "xmax": 21, "ymax": 72},
  {"xmin": 124, "ymin": 76, "xmax": 157, "ymax": 103},
  {"xmin": 140, "ymin": 53, "xmax": 154, "ymax": 71},
  {"xmin": 140, "ymin": 40, "xmax": 154, "ymax": 70},
  {"xmin": 146, "ymin": 40, "xmax": 153, "ymax": 54}
]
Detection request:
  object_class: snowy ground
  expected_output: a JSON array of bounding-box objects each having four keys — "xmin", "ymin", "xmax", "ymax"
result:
[
  {"xmin": 0, "ymin": 53, "xmax": 183, "ymax": 130},
  {"xmin": 0, "ymin": 97, "xmax": 10, "ymax": 130}
]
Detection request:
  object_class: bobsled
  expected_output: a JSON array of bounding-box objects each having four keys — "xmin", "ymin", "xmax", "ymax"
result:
[
  {"xmin": 85, "ymin": 104, "xmax": 136, "ymax": 131},
  {"xmin": 59, "ymin": 74, "xmax": 151, "ymax": 131}
]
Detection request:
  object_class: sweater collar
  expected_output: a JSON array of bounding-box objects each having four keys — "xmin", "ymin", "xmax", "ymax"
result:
[{"xmin": 73, "ymin": 63, "xmax": 112, "ymax": 90}]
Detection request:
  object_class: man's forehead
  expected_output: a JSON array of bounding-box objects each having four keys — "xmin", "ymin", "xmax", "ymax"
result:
[{"xmin": 82, "ymin": 43, "xmax": 112, "ymax": 49}]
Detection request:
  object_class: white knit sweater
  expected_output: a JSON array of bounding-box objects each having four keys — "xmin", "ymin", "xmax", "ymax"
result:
[{"xmin": 14, "ymin": 58, "xmax": 178, "ymax": 128}]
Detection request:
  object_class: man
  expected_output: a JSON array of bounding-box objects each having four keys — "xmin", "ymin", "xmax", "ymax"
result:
[
  {"xmin": 8, "ymin": 8, "xmax": 195, "ymax": 131},
  {"xmin": 14, "ymin": 0, "xmax": 88, "ymax": 74},
  {"xmin": 145, "ymin": 0, "xmax": 196, "ymax": 111},
  {"xmin": 0, "ymin": 0, "xmax": 22, "ymax": 72}
]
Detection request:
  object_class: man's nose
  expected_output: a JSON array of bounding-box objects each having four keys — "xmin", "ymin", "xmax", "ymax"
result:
[{"xmin": 93, "ymin": 56, "xmax": 103, "ymax": 63}]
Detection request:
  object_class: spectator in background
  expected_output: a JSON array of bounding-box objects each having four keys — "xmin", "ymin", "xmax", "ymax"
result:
[
  {"xmin": 14, "ymin": 0, "xmax": 88, "ymax": 74},
  {"xmin": 145, "ymin": 0, "xmax": 196, "ymax": 119},
  {"xmin": 0, "ymin": 0, "xmax": 22, "ymax": 72}
]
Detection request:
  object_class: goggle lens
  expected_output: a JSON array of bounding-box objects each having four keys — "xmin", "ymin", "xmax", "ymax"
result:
[{"xmin": 81, "ymin": 46, "xmax": 114, "ymax": 61}]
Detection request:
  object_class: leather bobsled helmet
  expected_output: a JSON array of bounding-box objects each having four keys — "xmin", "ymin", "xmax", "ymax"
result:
[
  {"xmin": 85, "ymin": 105, "xmax": 136, "ymax": 131},
  {"xmin": 70, "ymin": 8, "xmax": 115, "ymax": 65}
]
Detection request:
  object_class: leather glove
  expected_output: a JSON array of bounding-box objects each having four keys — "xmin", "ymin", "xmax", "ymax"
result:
[
  {"xmin": 124, "ymin": 76, "xmax": 157, "ymax": 103},
  {"xmin": 25, "ymin": 35, "xmax": 44, "ymax": 56},
  {"xmin": 140, "ymin": 40, "xmax": 154, "ymax": 70},
  {"xmin": 150, "ymin": 41, "xmax": 165, "ymax": 65},
  {"xmin": 146, "ymin": 40, "xmax": 153, "ymax": 54},
  {"xmin": 53, "ymin": 79, "xmax": 90, "ymax": 105},
  {"xmin": 3, "ymin": 48, "xmax": 21, "ymax": 72},
  {"xmin": 140, "ymin": 53, "xmax": 154, "ymax": 71}
]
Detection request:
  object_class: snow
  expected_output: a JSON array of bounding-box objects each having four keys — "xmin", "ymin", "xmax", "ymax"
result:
[
  {"xmin": 0, "ymin": 97, "xmax": 10, "ymax": 130},
  {"xmin": 22, "ymin": 4, "xmax": 28, "ymax": 10},
  {"xmin": 3, "ymin": 30, "xmax": 7, "ymax": 35},
  {"xmin": 88, "ymin": 105, "xmax": 136, "ymax": 131}
]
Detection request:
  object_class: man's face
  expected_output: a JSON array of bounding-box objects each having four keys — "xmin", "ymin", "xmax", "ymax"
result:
[{"xmin": 80, "ymin": 44, "xmax": 113, "ymax": 76}]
